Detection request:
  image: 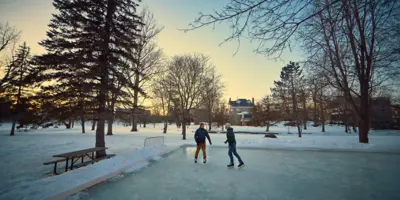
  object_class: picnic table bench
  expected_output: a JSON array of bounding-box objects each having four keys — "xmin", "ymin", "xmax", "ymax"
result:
[{"xmin": 43, "ymin": 147, "xmax": 115, "ymax": 175}]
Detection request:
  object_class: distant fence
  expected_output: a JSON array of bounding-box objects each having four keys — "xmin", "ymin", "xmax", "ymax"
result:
[{"xmin": 144, "ymin": 136, "xmax": 165, "ymax": 147}]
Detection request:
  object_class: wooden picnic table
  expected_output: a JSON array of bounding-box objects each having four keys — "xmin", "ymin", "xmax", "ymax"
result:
[{"xmin": 53, "ymin": 147, "xmax": 108, "ymax": 173}]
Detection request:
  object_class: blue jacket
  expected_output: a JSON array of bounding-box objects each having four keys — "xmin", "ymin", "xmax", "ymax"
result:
[{"xmin": 194, "ymin": 128, "xmax": 212, "ymax": 144}]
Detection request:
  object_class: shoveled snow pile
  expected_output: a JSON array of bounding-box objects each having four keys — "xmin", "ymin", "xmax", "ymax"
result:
[{"xmin": 0, "ymin": 145, "xmax": 177, "ymax": 200}]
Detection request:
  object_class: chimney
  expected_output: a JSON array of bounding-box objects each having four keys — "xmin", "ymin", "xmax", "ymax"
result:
[
  {"xmin": 252, "ymin": 97, "xmax": 254, "ymax": 104},
  {"xmin": 229, "ymin": 98, "xmax": 231, "ymax": 103}
]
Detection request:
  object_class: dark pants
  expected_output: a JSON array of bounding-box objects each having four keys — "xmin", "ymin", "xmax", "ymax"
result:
[
  {"xmin": 195, "ymin": 143, "xmax": 206, "ymax": 159},
  {"xmin": 228, "ymin": 144, "xmax": 243, "ymax": 164}
]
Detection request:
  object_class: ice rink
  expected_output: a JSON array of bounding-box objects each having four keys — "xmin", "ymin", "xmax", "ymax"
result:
[{"xmin": 76, "ymin": 147, "xmax": 400, "ymax": 200}]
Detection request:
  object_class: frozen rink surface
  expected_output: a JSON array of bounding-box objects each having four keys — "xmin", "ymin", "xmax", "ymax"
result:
[{"xmin": 74, "ymin": 147, "xmax": 400, "ymax": 200}]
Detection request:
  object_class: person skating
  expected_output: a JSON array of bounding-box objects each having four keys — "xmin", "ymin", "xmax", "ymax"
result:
[
  {"xmin": 224, "ymin": 123, "xmax": 244, "ymax": 168},
  {"xmin": 194, "ymin": 122, "xmax": 212, "ymax": 163}
]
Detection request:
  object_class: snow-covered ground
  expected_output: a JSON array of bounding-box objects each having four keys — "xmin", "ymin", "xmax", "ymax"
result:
[{"xmin": 0, "ymin": 122, "xmax": 399, "ymax": 199}]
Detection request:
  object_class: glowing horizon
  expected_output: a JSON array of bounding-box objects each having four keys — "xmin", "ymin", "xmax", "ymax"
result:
[{"xmin": 0, "ymin": 0, "xmax": 303, "ymax": 105}]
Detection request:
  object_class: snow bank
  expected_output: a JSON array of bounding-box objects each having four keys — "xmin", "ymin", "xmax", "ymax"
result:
[{"xmin": 0, "ymin": 145, "xmax": 179, "ymax": 200}]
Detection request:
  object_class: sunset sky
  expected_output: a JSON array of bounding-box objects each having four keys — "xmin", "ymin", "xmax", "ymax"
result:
[{"xmin": 0, "ymin": 0, "xmax": 303, "ymax": 104}]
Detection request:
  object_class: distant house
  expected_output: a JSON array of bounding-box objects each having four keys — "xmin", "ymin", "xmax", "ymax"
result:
[{"xmin": 228, "ymin": 98, "xmax": 255, "ymax": 126}]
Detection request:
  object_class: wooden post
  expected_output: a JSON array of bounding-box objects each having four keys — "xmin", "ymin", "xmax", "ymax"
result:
[
  {"xmin": 70, "ymin": 157, "xmax": 74, "ymax": 170},
  {"xmin": 53, "ymin": 163, "xmax": 57, "ymax": 175},
  {"xmin": 65, "ymin": 158, "xmax": 69, "ymax": 172}
]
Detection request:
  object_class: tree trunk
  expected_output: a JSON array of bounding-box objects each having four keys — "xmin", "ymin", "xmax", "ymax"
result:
[
  {"xmin": 68, "ymin": 119, "xmax": 72, "ymax": 129},
  {"xmin": 291, "ymin": 87, "xmax": 301, "ymax": 137},
  {"xmin": 266, "ymin": 120, "xmax": 270, "ymax": 132},
  {"xmin": 107, "ymin": 106, "xmax": 114, "ymax": 135},
  {"xmin": 320, "ymin": 98, "xmax": 325, "ymax": 132},
  {"xmin": 208, "ymin": 109, "xmax": 212, "ymax": 131},
  {"xmin": 81, "ymin": 115, "xmax": 85, "ymax": 133},
  {"xmin": 358, "ymin": 80, "xmax": 370, "ymax": 143},
  {"xmin": 163, "ymin": 122, "xmax": 167, "ymax": 134},
  {"xmin": 91, "ymin": 119, "xmax": 96, "ymax": 131},
  {"xmin": 64, "ymin": 120, "xmax": 71, "ymax": 129},
  {"xmin": 182, "ymin": 122, "xmax": 186, "ymax": 140},
  {"xmin": 296, "ymin": 121, "xmax": 302, "ymax": 137},
  {"xmin": 143, "ymin": 116, "xmax": 147, "ymax": 128},
  {"xmin": 72, "ymin": 119, "xmax": 74, "ymax": 128},
  {"xmin": 131, "ymin": 68, "xmax": 140, "ymax": 132},
  {"xmin": 302, "ymin": 92, "xmax": 307, "ymax": 130},
  {"xmin": 106, "ymin": 116, "xmax": 113, "ymax": 135},
  {"xmin": 95, "ymin": 0, "xmax": 115, "ymax": 158},
  {"xmin": 313, "ymin": 93, "xmax": 317, "ymax": 125},
  {"xmin": 131, "ymin": 114, "xmax": 138, "ymax": 132},
  {"xmin": 10, "ymin": 119, "xmax": 17, "ymax": 136},
  {"xmin": 345, "ymin": 123, "xmax": 349, "ymax": 133},
  {"xmin": 182, "ymin": 112, "xmax": 186, "ymax": 140}
]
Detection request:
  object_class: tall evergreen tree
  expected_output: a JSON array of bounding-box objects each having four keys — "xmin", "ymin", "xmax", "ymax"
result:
[
  {"xmin": 5, "ymin": 42, "xmax": 34, "ymax": 135},
  {"xmin": 271, "ymin": 61, "xmax": 303, "ymax": 137},
  {"xmin": 34, "ymin": 0, "xmax": 142, "ymax": 157}
]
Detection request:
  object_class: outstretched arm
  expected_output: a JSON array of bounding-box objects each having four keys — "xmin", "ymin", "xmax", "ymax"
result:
[{"xmin": 206, "ymin": 131, "xmax": 212, "ymax": 145}]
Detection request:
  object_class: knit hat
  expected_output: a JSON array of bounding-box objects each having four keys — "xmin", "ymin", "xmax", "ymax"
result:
[{"xmin": 225, "ymin": 123, "xmax": 231, "ymax": 128}]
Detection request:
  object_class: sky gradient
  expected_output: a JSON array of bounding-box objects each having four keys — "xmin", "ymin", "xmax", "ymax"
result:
[{"xmin": 0, "ymin": 0, "xmax": 302, "ymax": 104}]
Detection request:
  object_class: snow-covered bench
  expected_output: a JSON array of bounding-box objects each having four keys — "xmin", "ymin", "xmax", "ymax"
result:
[{"xmin": 43, "ymin": 147, "xmax": 115, "ymax": 175}]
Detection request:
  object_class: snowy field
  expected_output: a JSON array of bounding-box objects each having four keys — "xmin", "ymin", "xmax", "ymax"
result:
[{"xmin": 0, "ymin": 122, "xmax": 399, "ymax": 199}]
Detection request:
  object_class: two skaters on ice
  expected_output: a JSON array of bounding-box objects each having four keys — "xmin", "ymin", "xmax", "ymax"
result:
[{"xmin": 194, "ymin": 122, "xmax": 245, "ymax": 168}]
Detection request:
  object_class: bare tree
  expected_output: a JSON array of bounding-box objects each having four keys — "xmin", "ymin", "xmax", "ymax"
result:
[
  {"xmin": 259, "ymin": 95, "xmax": 273, "ymax": 132},
  {"xmin": 299, "ymin": 89, "xmax": 308, "ymax": 130},
  {"xmin": 165, "ymin": 54, "xmax": 211, "ymax": 139},
  {"xmin": 0, "ymin": 22, "xmax": 20, "ymax": 90},
  {"xmin": 5, "ymin": 43, "xmax": 32, "ymax": 135},
  {"xmin": 0, "ymin": 22, "xmax": 20, "ymax": 53},
  {"xmin": 127, "ymin": 7, "xmax": 164, "ymax": 132},
  {"xmin": 152, "ymin": 71, "xmax": 172, "ymax": 134},
  {"xmin": 202, "ymin": 66, "xmax": 224, "ymax": 131},
  {"xmin": 214, "ymin": 102, "xmax": 230, "ymax": 131},
  {"xmin": 186, "ymin": 0, "xmax": 400, "ymax": 143}
]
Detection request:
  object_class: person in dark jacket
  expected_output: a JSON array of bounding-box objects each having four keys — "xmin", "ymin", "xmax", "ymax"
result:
[
  {"xmin": 224, "ymin": 123, "xmax": 244, "ymax": 168},
  {"xmin": 194, "ymin": 122, "xmax": 212, "ymax": 163}
]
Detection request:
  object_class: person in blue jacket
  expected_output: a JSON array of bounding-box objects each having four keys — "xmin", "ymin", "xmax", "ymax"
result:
[
  {"xmin": 194, "ymin": 122, "xmax": 212, "ymax": 163},
  {"xmin": 224, "ymin": 123, "xmax": 244, "ymax": 168}
]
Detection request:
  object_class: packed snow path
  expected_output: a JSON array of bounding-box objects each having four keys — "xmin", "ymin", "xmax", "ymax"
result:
[{"xmin": 74, "ymin": 147, "xmax": 400, "ymax": 200}]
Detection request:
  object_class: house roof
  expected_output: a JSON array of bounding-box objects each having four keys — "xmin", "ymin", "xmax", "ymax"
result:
[{"xmin": 229, "ymin": 98, "xmax": 254, "ymax": 107}]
